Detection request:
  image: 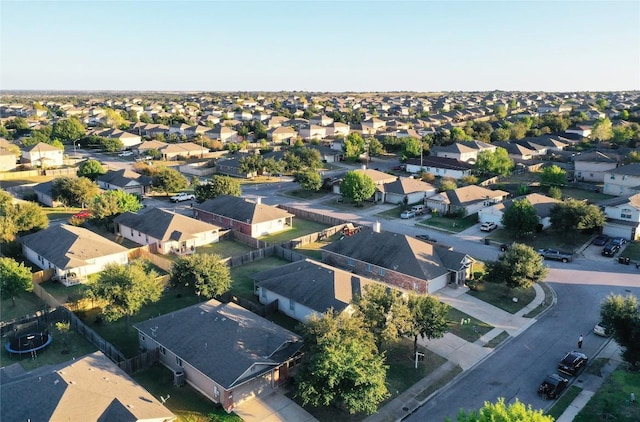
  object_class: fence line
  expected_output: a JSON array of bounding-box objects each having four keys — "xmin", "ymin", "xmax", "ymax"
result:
[
  {"xmin": 277, "ymin": 204, "xmax": 352, "ymax": 227},
  {"xmin": 118, "ymin": 348, "xmax": 160, "ymax": 374}
]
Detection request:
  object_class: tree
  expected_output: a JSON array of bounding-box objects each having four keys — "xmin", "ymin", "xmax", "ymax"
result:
[
  {"xmin": 152, "ymin": 167, "xmax": 189, "ymax": 194},
  {"xmin": 548, "ymin": 186, "xmax": 562, "ymax": 200},
  {"xmin": 600, "ymin": 294, "xmax": 640, "ymax": 368},
  {"xmin": 402, "ymin": 138, "xmax": 423, "ymax": 159},
  {"xmin": 450, "ymin": 127, "xmax": 471, "ymax": 142},
  {"xmin": 343, "ymin": 132, "xmax": 366, "ymax": 161},
  {"xmin": 171, "ymin": 253, "xmax": 231, "ymax": 298},
  {"xmin": 90, "ymin": 190, "xmax": 142, "ymax": 224},
  {"xmin": 407, "ymin": 294, "xmax": 449, "ymax": 356},
  {"xmin": 102, "ymin": 108, "xmax": 128, "ymax": 128},
  {"xmin": 625, "ymin": 150, "xmax": 640, "ymax": 164},
  {"xmin": 296, "ymin": 310, "xmax": 389, "ymax": 415},
  {"xmin": 591, "ymin": 117, "xmax": 613, "ymax": 141},
  {"xmin": 194, "ymin": 175, "xmax": 241, "ymax": 202},
  {"xmin": 55, "ymin": 321, "xmax": 71, "ymax": 354},
  {"xmin": 438, "ymin": 178, "xmax": 457, "ymax": 192},
  {"xmin": 239, "ymin": 154, "xmax": 264, "ymax": 175},
  {"xmin": 549, "ymin": 199, "xmax": 605, "ymax": 233},
  {"xmin": 450, "ymin": 398, "xmax": 553, "ymax": 422},
  {"xmin": 52, "ymin": 117, "xmax": 85, "ymax": 142},
  {"xmin": 367, "ymin": 137, "xmax": 384, "ymax": 156},
  {"xmin": 0, "ymin": 257, "xmax": 33, "ymax": 306},
  {"xmin": 539, "ymin": 165, "xmax": 567, "ymax": 187},
  {"xmin": 352, "ymin": 284, "xmax": 412, "ymax": 349},
  {"xmin": 501, "ymin": 198, "xmax": 539, "ymax": 237},
  {"xmin": 100, "ymin": 137, "xmax": 124, "ymax": 152},
  {"xmin": 340, "ymin": 171, "xmax": 376, "ymax": 206},
  {"xmin": 296, "ymin": 170, "xmax": 322, "ymax": 191},
  {"xmin": 88, "ymin": 261, "xmax": 161, "ymax": 322},
  {"xmin": 0, "ymin": 191, "xmax": 47, "ymax": 244},
  {"xmin": 6, "ymin": 117, "xmax": 29, "ymax": 130},
  {"xmin": 485, "ymin": 243, "xmax": 547, "ymax": 290},
  {"xmin": 77, "ymin": 159, "xmax": 107, "ymax": 181},
  {"xmin": 52, "ymin": 177, "xmax": 99, "ymax": 208},
  {"xmin": 493, "ymin": 105, "xmax": 507, "ymax": 119},
  {"xmin": 474, "ymin": 148, "xmax": 514, "ymax": 176}
]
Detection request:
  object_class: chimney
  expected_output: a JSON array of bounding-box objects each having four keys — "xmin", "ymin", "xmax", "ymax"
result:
[
  {"xmin": 373, "ymin": 221, "xmax": 381, "ymax": 233},
  {"xmin": 255, "ymin": 197, "xmax": 261, "ymax": 205}
]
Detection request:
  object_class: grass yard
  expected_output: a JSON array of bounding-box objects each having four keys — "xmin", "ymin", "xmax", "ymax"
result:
[
  {"xmin": 195, "ymin": 240, "xmax": 255, "ymax": 259},
  {"xmin": 622, "ymin": 242, "xmax": 640, "ymax": 262},
  {"xmin": 295, "ymin": 233, "xmax": 343, "ymax": 261},
  {"xmin": 547, "ymin": 385, "xmax": 583, "ymax": 420},
  {"xmin": 321, "ymin": 197, "xmax": 379, "ymax": 212},
  {"xmin": 229, "ymin": 256, "xmax": 290, "ymax": 302},
  {"xmin": 40, "ymin": 280, "xmax": 90, "ymax": 306},
  {"xmin": 574, "ymin": 368, "xmax": 640, "ymax": 422},
  {"xmin": 419, "ymin": 213, "xmax": 478, "ymax": 233},
  {"xmin": 467, "ymin": 281, "xmax": 537, "ymax": 314},
  {"xmin": 560, "ymin": 187, "xmax": 614, "ymax": 203},
  {"xmin": 486, "ymin": 228, "xmax": 593, "ymax": 252},
  {"xmin": 283, "ymin": 189, "xmax": 328, "ymax": 200},
  {"xmin": 133, "ymin": 364, "xmax": 242, "ymax": 422},
  {"xmin": 259, "ymin": 219, "xmax": 330, "ymax": 244},
  {"xmin": 43, "ymin": 207, "xmax": 83, "ymax": 221},
  {"xmin": 524, "ymin": 282, "xmax": 553, "ymax": 318},
  {"xmin": 483, "ymin": 330, "xmax": 509, "ymax": 348},
  {"xmin": 446, "ymin": 307, "xmax": 493, "ymax": 342},
  {"xmin": 0, "ymin": 292, "xmax": 47, "ymax": 322},
  {"xmin": 375, "ymin": 204, "xmax": 408, "ymax": 220}
]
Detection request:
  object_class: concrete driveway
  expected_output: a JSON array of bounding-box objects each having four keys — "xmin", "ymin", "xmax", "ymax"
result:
[{"xmin": 233, "ymin": 390, "xmax": 318, "ymax": 422}]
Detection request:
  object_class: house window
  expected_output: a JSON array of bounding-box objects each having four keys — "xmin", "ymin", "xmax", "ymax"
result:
[
  {"xmin": 347, "ymin": 258, "xmax": 354, "ymax": 267},
  {"xmin": 621, "ymin": 209, "xmax": 632, "ymax": 219},
  {"xmin": 366, "ymin": 263, "xmax": 373, "ymax": 272},
  {"xmin": 160, "ymin": 346, "xmax": 166, "ymax": 355},
  {"xmin": 378, "ymin": 268, "xmax": 385, "ymax": 276},
  {"xmin": 289, "ymin": 299, "xmax": 295, "ymax": 311},
  {"xmin": 140, "ymin": 335, "xmax": 145, "ymax": 342},
  {"xmin": 610, "ymin": 175, "xmax": 615, "ymax": 180},
  {"xmin": 176, "ymin": 357, "xmax": 183, "ymax": 367},
  {"xmin": 38, "ymin": 255, "xmax": 43, "ymax": 263}
]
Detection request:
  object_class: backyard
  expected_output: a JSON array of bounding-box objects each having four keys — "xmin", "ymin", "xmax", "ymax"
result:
[
  {"xmin": 0, "ymin": 291, "xmax": 47, "ymax": 322},
  {"xmin": 258, "ymin": 219, "xmax": 330, "ymax": 244},
  {"xmin": 228, "ymin": 256, "xmax": 290, "ymax": 302}
]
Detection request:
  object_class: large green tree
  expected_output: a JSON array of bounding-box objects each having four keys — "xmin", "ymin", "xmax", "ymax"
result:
[
  {"xmin": 501, "ymin": 198, "xmax": 539, "ymax": 237},
  {"xmin": 539, "ymin": 165, "xmax": 567, "ymax": 187},
  {"xmin": 296, "ymin": 170, "xmax": 322, "ymax": 191},
  {"xmin": 0, "ymin": 191, "xmax": 47, "ymax": 244},
  {"xmin": 88, "ymin": 261, "xmax": 161, "ymax": 322},
  {"xmin": 474, "ymin": 148, "xmax": 514, "ymax": 176},
  {"xmin": 52, "ymin": 117, "xmax": 86, "ymax": 142},
  {"xmin": 591, "ymin": 117, "xmax": 613, "ymax": 141},
  {"xmin": 450, "ymin": 398, "xmax": 553, "ymax": 422},
  {"xmin": 77, "ymin": 159, "xmax": 107, "ymax": 181},
  {"xmin": 52, "ymin": 177, "xmax": 99, "ymax": 208},
  {"xmin": 89, "ymin": 190, "xmax": 142, "ymax": 224},
  {"xmin": 296, "ymin": 310, "xmax": 389, "ymax": 415},
  {"xmin": 600, "ymin": 294, "xmax": 640, "ymax": 368},
  {"xmin": 194, "ymin": 175, "xmax": 241, "ymax": 202},
  {"xmin": 407, "ymin": 294, "xmax": 450, "ymax": 356},
  {"xmin": 485, "ymin": 243, "xmax": 547, "ymax": 290},
  {"xmin": 171, "ymin": 253, "xmax": 231, "ymax": 298},
  {"xmin": 340, "ymin": 171, "xmax": 376, "ymax": 206},
  {"xmin": 153, "ymin": 167, "xmax": 189, "ymax": 194},
  {"xmin": 0, "ymin": 257, "xmax": 33, "ymax": 306},
  {"xmin": 549, "ymin": 199, "xmax": 605, "ymax": 233},
  {"xmin": 343, "ymin": 132, "xmax": 366, "ymax": 161}
]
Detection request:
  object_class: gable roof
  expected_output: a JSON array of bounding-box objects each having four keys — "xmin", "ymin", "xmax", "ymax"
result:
[
  {"xmin": 353, "ymin": 168, "xmax": 396, "ymax": 184},
  {"xmin": 445, "ymin": 185, "xmax": 509, "ymax": 206},
  {"xmin": 194, "ymin": 195, "xmax": 294, "ymax": 224},
  {"xmin": 405, "ymin": 155, "xmax": 474, "ymax": 171},
  {"xmin": 134, "ymin": 299, "xmax": 302, "ymax": 389},
  {"xmin": 574, "ymin": 151, "xmax": 621, "ymax": 163},
  {"xmin": 26, "ymin": 142, "xmax": 63, "ymax": 153},
  {"xmin": 378, "ymin": 177, "xmax": 436, "ymax": 195},
  {"xmin": 0, "ymin": 351, "xmax": 175, "ymax": 422},
  {"xmin": 253, "ymin": 259, "xmax": 378, "ymax": 314},
  {"xmin": 97, "ymin": 169, "xmax": 153, "ymax": 188},
  {"xmin": 322, "ymin": 230, "xmax": 470, "ymax": 281},
  {"xmin": 114, "ymin": 208, "xmax": 220, "ymax": 241},
  {"xmin": 20, "ymin": 225, "xmax": 128, "ymax": 269},
  {"xmin": 491, "ymin": 193, "xmax": 560, "ymax": 218},
  {"xmin": 608, "ymin": 163, "xmax": 640, "ymax": 176}
]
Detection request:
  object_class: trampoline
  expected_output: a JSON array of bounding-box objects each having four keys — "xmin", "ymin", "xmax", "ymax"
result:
[{"xmin": 5, "ymin": 331, "xmax": 52, "ymax": 355}]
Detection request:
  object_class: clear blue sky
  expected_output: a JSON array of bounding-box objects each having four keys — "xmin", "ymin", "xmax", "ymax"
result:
[{"xmin": 1, "ymin": 1, "xmax": 639, "ymax": 92}]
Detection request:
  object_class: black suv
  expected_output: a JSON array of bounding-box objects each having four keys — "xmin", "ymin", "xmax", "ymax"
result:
[
  {"xmin": 558, "ymin": 351, "xmax": 588, "ymax": 376},
  {"xmin": 602, "ymin": 243, "xmax": 620, "ymax": 257},
  {"xmin": 537, "ymin": 373, "xmax": 569, "ymax": 399}
]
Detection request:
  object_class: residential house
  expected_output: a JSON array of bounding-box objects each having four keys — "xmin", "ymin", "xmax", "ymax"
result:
[
  {"xmin": 96, "ymin": 169, "xmax": 153, "ymax": 196},
  {"xmin": 307, "ymin": 144, "xmax": 344, "ymax": 163},
  {"xmin": 431, "ymin": 143, "xmax": 480, "ymax": 163},
  {"xmin": 91, "ymin": 128, "xmax": 142, "ymax": 148},
  {"xmin": 574, "ymin": 151, "xmax": 621, "ymax": 183},
  {"xmin": 213, "ymin": 155, "xmax": 256, "ymax": 178},
  {"xmin": 253, "ymin": 259, "xmax": 379, "ymax": 322},
  {"xmin": 565, "ymin": 125, "xmax": 593, "ymax": 138},
  {"xmin": 309, "ymin": 115, "xmax": 334, "ymax": 126},
  {"xmin": 378, "ymin": 177, "xmax": 437, "ymax": 205},
  {"xmin": 599, "ymin": 194, "xmax": 640, "ymax": 240},
  {"xmin": 157, "ymin": 142, "xmax": 209, "ymax": 160},
  {"xmin": 134, "ymin": 299, "xmax": 303, "ymax": 412},
  {"xmin": 298, "ymin": 124, "xmax": 327, "ymax": 140},
  {"xmin": 603, "ymin": 163, "xmax": 640, "ymax": 196},
  {"xmin": 21, "ymin": 224, "xmax": 129, "ymax": 286},
  {"xmin": 0, "ymin": 148, "xmax": 18, "ymax": 171},
  {"xmin": 32, "ymin": 180, "xmax": 63, "ymax": 207},
  {"xmin": 22, "ymin": 142, "xmax": 64, "ymax": 167},
  {"xmin": 491, "ymin": 141, "xmax": 537, "ymax": 160},
  {"xmin": 478, "ymin": 193, "xmax": 560, "ymax": 229},
  {"xmin": 114, "ymin": 208, "xmax": 221, "ymax": 255},
  {"xmin": 193, "ymin": 195, "xmax": 294, "ymax": 237},
  {"xmin": 0, "ymin": 351, "xmax": 176, "ymax": 422},
  {"xmin": 426, "ymin": 185, "xmax": 509, "ymax": 216},
  {"xmin": 361, "ymin": 117, "xmax": 386, "ymax": 135},
  {"xmin": 267, "ymin": 126, "xmax": 297, "ymax": 144},
  {"xmin": 206, "ymin": 126, "xmax": 238, "ymax": 143},
  {"xmin": 321, "ymin": 229, "xmax": 475, "ymax": 293},
  {"xmin": 326, "ymin": 122, "xmax": 350, "ymax": 138},
  {"xmin": 333, "ymin": 168, "xmax": 397, "ymax": 195},
  {"xmin": 405, "ymin": 156, "xmax": 474, "ymax": 180}
]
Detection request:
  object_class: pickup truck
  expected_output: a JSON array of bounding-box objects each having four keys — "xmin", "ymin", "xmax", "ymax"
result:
[
  {"xmin": 170, "ymin": 192, "xmax": 195, "ymax": 202},
  {"xmin": 538, "ymin": 248, "xmax": 573, "ymax": 263}
]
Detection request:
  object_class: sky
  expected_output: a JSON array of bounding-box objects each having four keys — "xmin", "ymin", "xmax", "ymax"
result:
[{"xmin": 1, "ymin": 0, "xmax": 639, "ymax": 92}]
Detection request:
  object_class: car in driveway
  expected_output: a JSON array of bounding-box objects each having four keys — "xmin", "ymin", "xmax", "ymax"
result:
[
  {"xmin": 537, "ymin": 373, "xmax": 569, "ymax": 399},
  {"xmin": 72, "ymin": 209, "xmax": 92, "ymax": 219},
  {"xmin": 118, "ymin": 151, "xmax": 133, "ymax": 157},
  {"xmin": 400, "ymin": 210, "xmax": 416, "ymax": 219},
  {"xmin": 592, "ymin": 235, "xmax": 609, "ymax": 246},
  {"xmin": 558, "ymin": 351, "xmax": 588, "ymax": 376},
  {"xmin": 170, "ymin": 192, "xmax": 195, "ymax": 202},
  {"xmin": 610, "ymin": 237, "xmax": 627, "ymax": 247},
  {"xmin": 480, "ymin": 222, "xmax": 498, "ymax": 232},
  {"xmin": 602, "ymin": 243, "xmax": 621, "ymax": 257},
  {"xmin": 593, "ymin": 321, "xmax": 610, "ymax": 337}
]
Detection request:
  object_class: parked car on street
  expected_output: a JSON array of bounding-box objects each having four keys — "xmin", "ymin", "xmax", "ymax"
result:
[
  {"xmin": 170, "ymin": 192, "xmax": 195, "ymax": 202},
  {"xmin": 537, "ymin": 373, "xmax": 569, "ymax": 399},
  {"xmin": 602, "ymin": 243, "xmax": 621, "ymax": 257},
  {"xmin": 118, "ymin": 151, "xmax": 133, "ymax": 157},
  {"xmin": 557, "ymin": 351, "xmax": 588, "ymax": 376},
  {"xmin": 72, "ymin": 210, "xmax": 92, "ymax": 219},
  {"xmin": 592, "ymin": 235, "xmax": 609, "ymax": 246},
  {"xmin": 593, "ymin": 321, "xmax": 610, "ymax": 337},
  {"xmin": 499, "ymin": 243, "xmax": 512, "ymax": 252},
  {"xmin": 400, "ymin": 210, "xmax": 416, "ymax": 219},
  {"xmin": 538, "ymin": 248, "xmax": 573, "ymax": 263},
  {"xmin": 480, "ymin": 222, "xmax": 498, "ymax": 232},
  {"xmin": 416, "ymin": 234, "xmax": 437, "ymax": 243}
]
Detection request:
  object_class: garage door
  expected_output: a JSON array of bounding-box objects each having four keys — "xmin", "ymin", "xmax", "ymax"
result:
[{"xmin": 603, "ymin": 223, "xmax": 633, "ymax": 240}]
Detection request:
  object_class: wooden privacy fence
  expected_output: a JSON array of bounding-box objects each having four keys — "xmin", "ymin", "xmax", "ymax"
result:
[
  {"xmin": 61, "ymin": 307, "xmax": 126, "ymax": 364},
  {"xmin": 130, "ymin": 246, "xmax": 173, "ymax": 272},
  {"xmin": 277, "ymin": 204, "xmax": 351, "ymax": 227},
  {"xmin": 222, "ymin": 247, "xmax": 276, "ymax": 268},
  {"xmin": 32, "ymin": 268, "xmax": 55, "ymax": 285},
  {"xmin": 118, "ymin": 348, "xmax": 160, "ymax": 374},
  {"xmin": 0, "ymin": 307, "xmax": 64, "ymax": 337}
]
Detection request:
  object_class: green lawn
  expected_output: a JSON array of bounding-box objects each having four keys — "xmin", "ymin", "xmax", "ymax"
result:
[
  {"xmin": 418, "ymin": 213, "xmax": 479, "ymax": 233},
  {"xmin": 195, "ymin": 240, "xmax": 255, "ymax": 259},
  {"xmin": 259, "ymin": 219, "xmax": 330, "ymax": 244},
  {"xmin": 483, "ymin": 330, "xmax": 509, "ymax": 348},
  {"xmin": 295, "ymin": 233, "xmax": 343, "ymax": 261},
  {"xmin": 229, "ymin": 256, "xmax": 290, "ymax": 302},
  {"xmin": 133, "ymin": 364, "xmax": 242, "ymax": 422},
  {"xmin": 43, "ymin": 207, "xmax": 83, "ymax": 221},
  {"xmin": 467, "ymin": 282, "xmax": 537, "ymax": 314},
  {"xmin": 486, "ymin": 228, "xmax": 593, "ymax": 252},
  {"xmin": 374, "ymin": 204, "xmax": 408, "ymax": 220},
  {"xmin": 523, "ymin": 282, "xmax": 553, "ymax": 318},
  {"xmin": 446, "ymin": 307, "xmax": 493, "ymax": 342},
  {"xmin": 282, "ymin": 189, "xmax": 328, "ymax": 200},
  {"xmin": 547, "ymin": 385, "xmax": 583, "ymax": 420},
  {"xmin": 40, "ymin": 280, "xmax": 90, "ymax": 306},
  {"xmin": 560, "ymin": 187, "xmax": 614, "ymax": 203},
  {"xmin": 574, "ymin": 367, "xmax": 640, "ymax": 422},
  {"xmin": 0, "ymin": 292, "xmax": 47, "ymax": 322},
  {"xmin": 622, "ymin": 242, "xmax": 640, "ymax": 262}
]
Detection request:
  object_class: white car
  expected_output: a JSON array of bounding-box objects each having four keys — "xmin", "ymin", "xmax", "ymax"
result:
[
  {"xmin": 118, "ymin": 151, "xmax": 133, "ymax": 157},
  {"xmin": 170, "ymin": 192, "xmax": 195, "ymax": 202},
  {"xmin": 480, "ymin": 222, "xmax": 498, "ymax": 232}
]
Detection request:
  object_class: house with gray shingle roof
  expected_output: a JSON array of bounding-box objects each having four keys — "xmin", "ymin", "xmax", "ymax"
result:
[
  {"xmin": 0, "ymin": 351, "xmax": 176, "ymax": 422},
  {"xmin": 32, "ymin": 180, "xmax": 63, "ymax": 207},
  {"xmin": 21, "ymin": 224, "xmax": 129, "ymax": 286},
  {"xmin": 134, "ymin": 299, "xmax": 302, "ymax": 412},
  {"xmin": 22, "ymin": 142, "xmax": 64, "ymax": 167},
  {"xmin": 378, "ymin": 177, "xmax": 437, "ymax": 205},
  {"xmin": 478, "ymin": 193, "xmax": 560, "ymax": 230},
  {"xmin": 574, "ymin": 151, "xmax": 621, "ymax": 183},
  {"xmin": 253, "ymin": 259, "xmax": 380, "ymax": 322},
  {"xmin": 426, "ymin": 185, "xmax": 509, "ymax": 216},
  {"xmin": 405, "ymin": 156, "xmax": 474, "ymax": 180},
  {"xmin": 193, "ymin": 195, "xmax": 294, "ymax": 237},
  {"xmin": 96, "ymin": 168, "xmax": 153, "ymax": 196},
  {"xmin": 321, "ymin": 229, "xmax": 474, "ymax": 293},
  {"xmin": 600, "ymin": 193, "xmax": 640, "ymax": 240},
  {"xmin": 603, "ymin": 163, "xmax": 640, "ymax": 196},
  {"xmin": 114, "ymin": 208, "xmax": 221, "ymax": 255}
]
